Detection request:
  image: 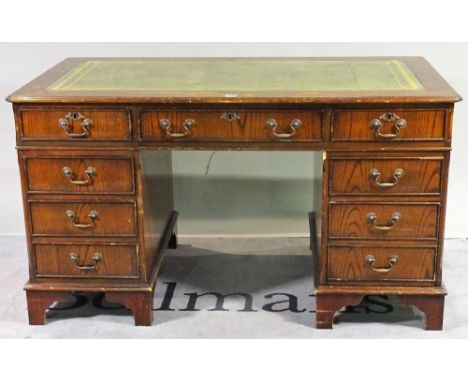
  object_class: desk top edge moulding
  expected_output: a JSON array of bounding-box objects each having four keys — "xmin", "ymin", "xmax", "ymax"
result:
[
  {"xmin": 7, "ymin": 56, "xmax": 461, "ymax": 331},
  {"xmin": 7, "ymin": 57, "xmax": 461, "ymax": 104}
]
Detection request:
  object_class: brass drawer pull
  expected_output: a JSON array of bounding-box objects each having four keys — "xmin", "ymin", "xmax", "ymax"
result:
[
  {"xmin": 369, "ymin": 168, "xmax": 404, "ymax": 188},
  {"xmin": 58, "ymin": 112, "xmax": 93, "ymax": 138},
  {"xmin": 62, "ymin": 166, "xmax": 96, "ymax": 185},
  {"xmin": 367, "ymin": 212, "xmax": 401, "ymax": 231},
  {"xmin": 266, "ymin": 118, "xmax": 302, "ymax": 138},
  {"xmin": 69, "ymin": 252, "xmax": 102, "ymax": 271},
  {"xmin": 370, "ymin": 112, "xmax": 407, "ymax": 139},
  {"xmin": 65, "ymin": 209, "xmax": 99, "ymax": 229},
  {"xmin": 160, "ymin": 118, "xmax": 195, "ymax": 138},
  {"xmin": 365, "ymin": 255, "xmax": 399, "ymax": 273}
]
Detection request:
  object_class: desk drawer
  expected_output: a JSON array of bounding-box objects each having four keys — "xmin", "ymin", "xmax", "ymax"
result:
[
  {"xmin": 34, "ymin": 243, "xmax": 139, "ymax": 279},
  {"xmin": 25, "ymin": 157, "xmax": 134, "ymax": 194},
  {"xmin": 140, "ymin": 110, "xmax": 322, "ymax": 141},
  {"xmin": 30, "ymin": 201, "xmax": 137, "ymax": 236},
  {"xmin": 329, "ymin": 157, "xmax": 443, "ymax": 195},
  {"xmin": 329, "ymin": 203, "xmax": 439, "ymax": 240},
  {"xmin": 19, "ymin": 109, "xmax": 131, "ymax": 141},
  {"xmin": 327, "ymin": 246, "xmax": 436, "ymax": 282},
  {"xmin": 332, "ymin": 109, "xmax": 447, "ymax": 142}
]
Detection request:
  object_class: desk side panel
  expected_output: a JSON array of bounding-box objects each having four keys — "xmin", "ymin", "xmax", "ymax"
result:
[{"xmin": 137, "ymin": 150, "xmax": 175, "ymax": 283}]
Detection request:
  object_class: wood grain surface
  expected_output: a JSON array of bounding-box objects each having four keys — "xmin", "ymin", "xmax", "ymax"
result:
[
  {"xmin": 29, "ymin": 201, "xmax": 137, "ymax": 236},
  {"xmin": 140, "ymin": 109, "xmax": 323, "ymax": 142},
  {"xmin": 329, "ymin": 203, "xmax": 439, "ymax": 239},
  {"xmin": 33, "ymin": 243, "xmax": 139, "ymax": 278},
  {"xmin": 332, "ymin": 109, "xmax": 447, "ymax": 141},
  {"xmin": 26, "ymin": 157, "xmax": 134, "ymax": 194},
  {"xmin": 329, "ymin": 157, "xmax": 443, "ymax": 195},
  {"xmin": 20, "ymin": 109, "xmax": 131, "ymax": 141},
  {"xmin": 327, "ymin": 245, "xmax": 436, "ymax": 282}
]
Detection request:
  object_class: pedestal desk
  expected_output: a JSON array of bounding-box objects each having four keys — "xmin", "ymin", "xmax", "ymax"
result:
[{"xmin": 7, "ymin": 57, "xmax": 461, "ymax": 329}]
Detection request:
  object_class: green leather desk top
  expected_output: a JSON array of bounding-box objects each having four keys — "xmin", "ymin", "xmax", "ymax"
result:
[
  {"xmin": 49, "ymin": 59, "xmax": 423, "ymax": 92},
  {"xmin": 7, "ymin": 57, "xmax": 461, "ymax": 104}
]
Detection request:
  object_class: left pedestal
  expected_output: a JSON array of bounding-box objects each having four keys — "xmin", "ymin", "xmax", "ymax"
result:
[{"xmin": 15, "ymin": 108, "xmax": 176, "ymax": 326}]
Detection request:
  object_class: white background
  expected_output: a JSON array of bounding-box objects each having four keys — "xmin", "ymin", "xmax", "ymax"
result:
[
  {"xmin": 1, "ymin": 0, "xmax": 468, "ymax": 379},
  {"xmin": 1, "ymin": 42, "xmax": 467, "ymax": 237}
]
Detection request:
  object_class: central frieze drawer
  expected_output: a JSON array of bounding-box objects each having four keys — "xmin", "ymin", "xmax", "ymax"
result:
[
  {"xmin": 329, "ymin": 157, "xmax": 443, "ymax": 195},
  {"xmin": 139, "ymin": 110, "xmax": 323, "ymax": 141},
  {"xmin": 29, "ymin": 201, "xmax": 137, "ymax": 236},
  {"xmin": 329, "ymin": 203, "xmax": 439, "ymax": 239},
  {"xmin": 327, "ymin": 245, "xmax": 436, "ymax": 282},
  {"xmin": 25, "ymin": 157, "xmax": 135, "ymax": 194},
  {"xmin": 33, "ymin": 243, "xmax": 139, "ymax": 279}
]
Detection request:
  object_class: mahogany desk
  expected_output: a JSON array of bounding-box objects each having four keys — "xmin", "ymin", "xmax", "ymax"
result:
[{"xmin": 7, "ymin": 57, "xmax": 461, "ymax": 329}]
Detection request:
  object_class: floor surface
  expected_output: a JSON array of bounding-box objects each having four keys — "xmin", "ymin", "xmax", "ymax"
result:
[{"xmin": 1, "ymin": 236, "xmax": 467, "ymax": 338}]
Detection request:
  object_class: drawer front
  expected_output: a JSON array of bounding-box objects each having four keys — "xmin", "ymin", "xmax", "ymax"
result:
[
  {"xmin": 34, "ymin": 243, "xmax": 139, "ymax": 278},
  {"xmin": 140, "ymin": 110, "xmax": 322, "ymax": 141},
  {"xmin": 30, "ymin": 201, "xmax": 137, "ymax": 236},
  {"xmin": 327, "ymin": 246, "xmax": 436, "ymax": 282},
  {"xmin": 26, "ymin": 157, "xmax": 134, "ymax": 194},
  {"xmin": 329, "ymin": 157, "xmax": 443, "ymax": 195},
  {"xmin": 329, "ymin": 203, "xmax": 439, "ymax": 239},
  {"xmin": 20, "ymin": 109, "xmax": 131, "ymax": 141},
  {"xmin": 332, "ymin": 109, "xmax": 446, "ymax": 141}
]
